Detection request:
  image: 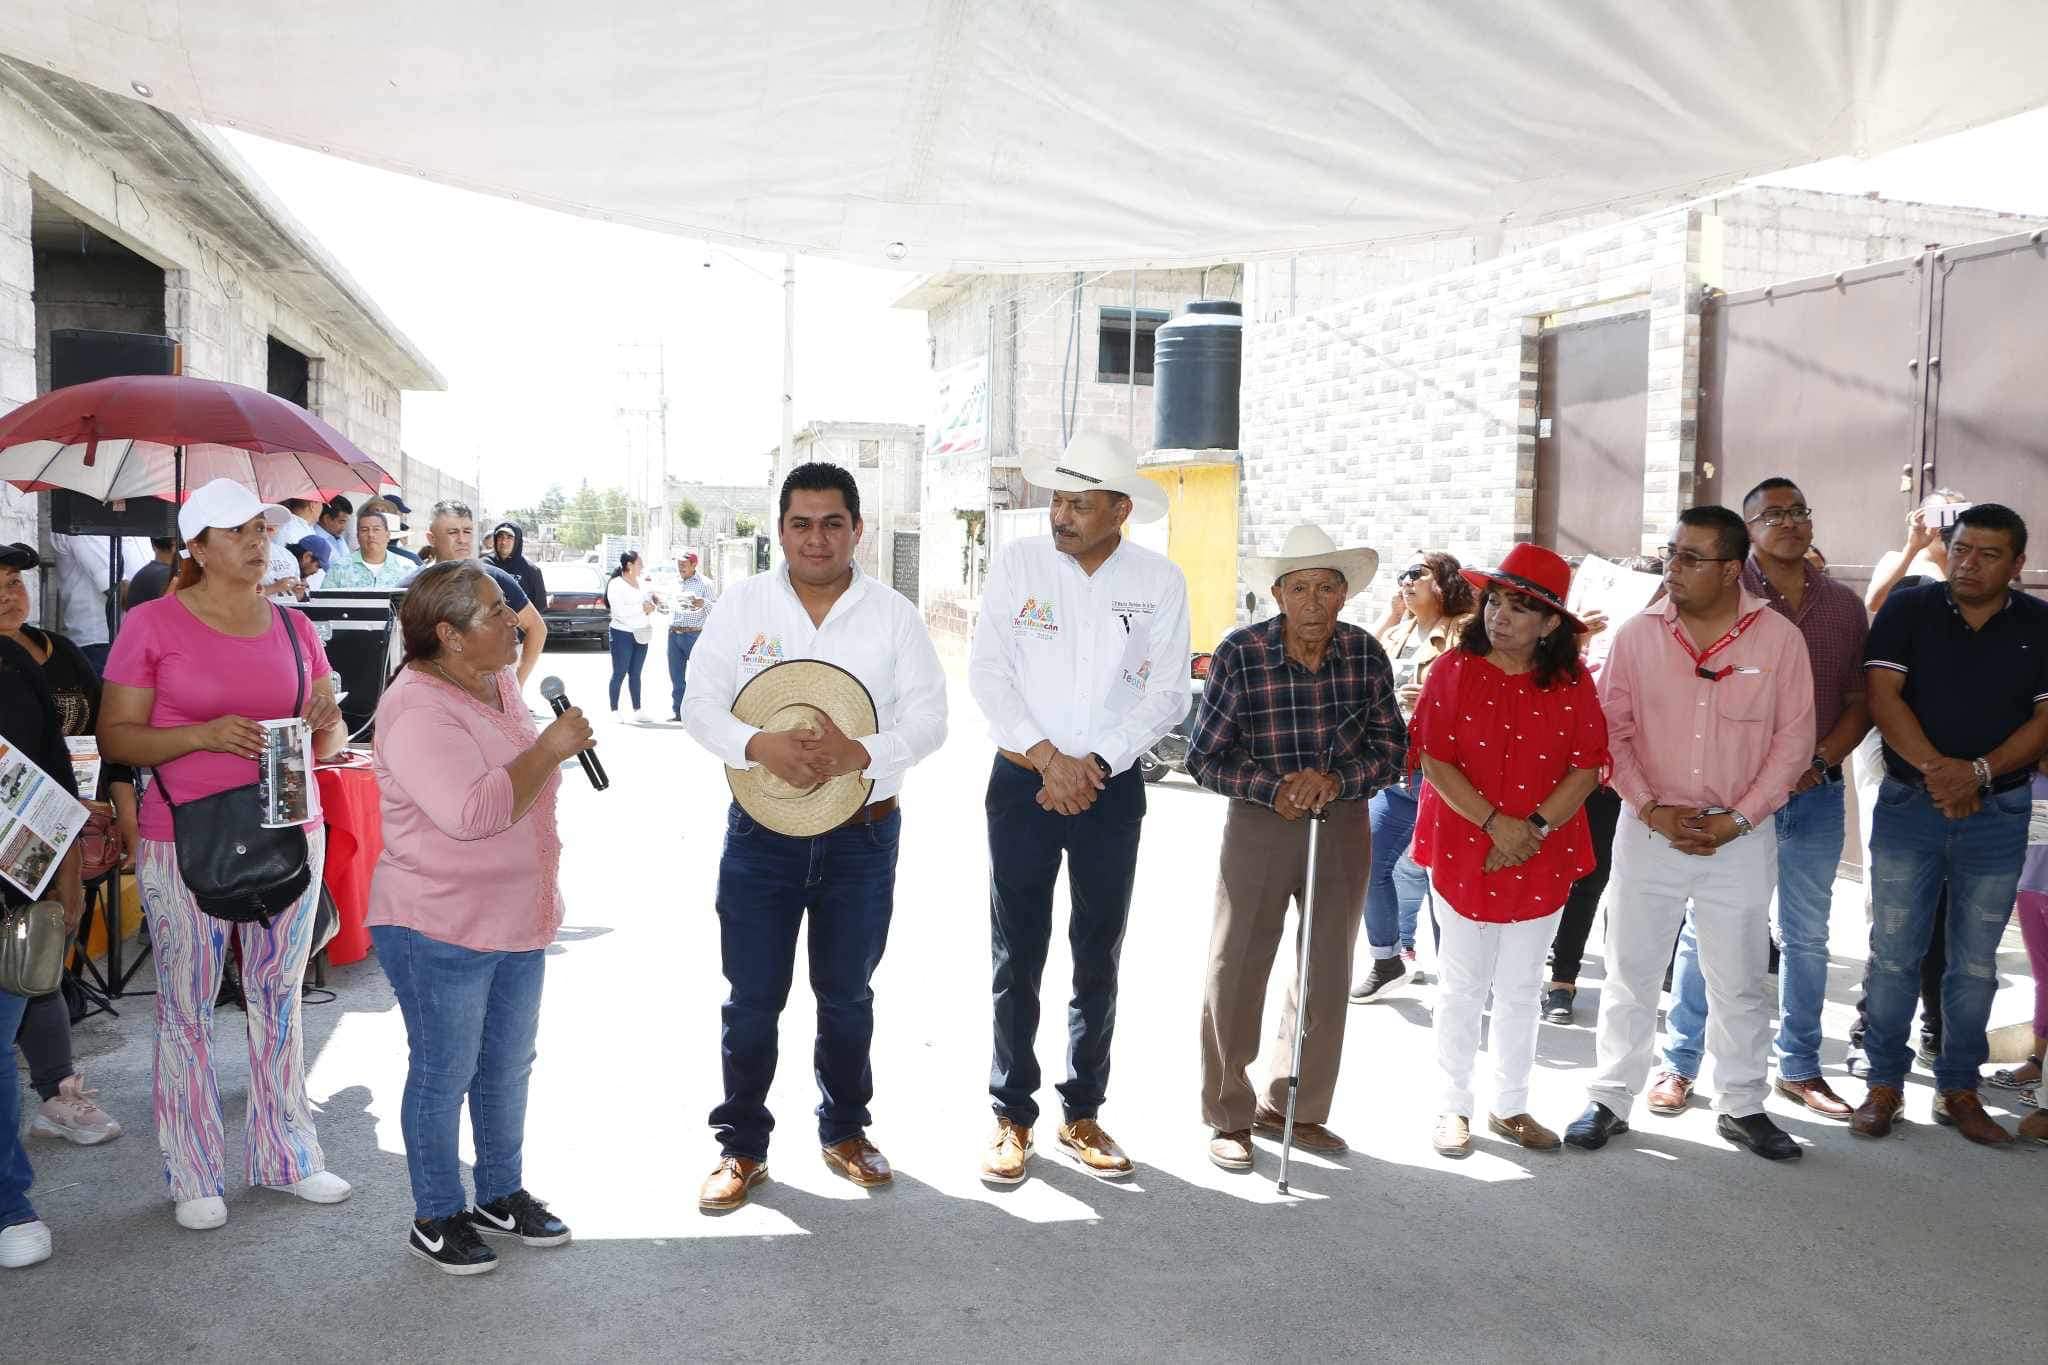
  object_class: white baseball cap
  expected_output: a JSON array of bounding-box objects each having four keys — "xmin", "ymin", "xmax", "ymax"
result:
[{"xmin": 178, "ymin": 478, "xmax": 289, "ymax": 544}]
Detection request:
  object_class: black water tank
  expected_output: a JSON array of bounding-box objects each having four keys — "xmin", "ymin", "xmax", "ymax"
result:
[{"xmin": 1153, "ymin": 300, "xmax": 1242, "ymax": 451}]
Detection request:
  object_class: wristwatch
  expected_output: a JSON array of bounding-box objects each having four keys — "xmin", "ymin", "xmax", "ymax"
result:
[
  {"xmin": 1527, "ymin": 811, "xmax": 1552, "ymax": 839},
  {"xmin": 1809, "ymin": 754, "xmax": 1829, "ymax": 779},
  {"xmin": 1090, "ymin": 752, "xmax": 1112, "ymax": 780},
  {"xmin": 1729, "ymin": 810, "xmax": 1753, "ymax": 836}
]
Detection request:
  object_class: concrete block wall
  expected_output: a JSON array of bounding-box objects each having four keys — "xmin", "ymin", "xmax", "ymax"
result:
[
  {"xmin": 1238, "ymin": 210, "xmax": 1697, "ymax": 628},
  {"xmin": 0, "ymin": 81, "xmax": 410, "ymax": 484},
  {"xmin": 1708, "ymin": 186, "xmax": 2044, "ymax": 293}
]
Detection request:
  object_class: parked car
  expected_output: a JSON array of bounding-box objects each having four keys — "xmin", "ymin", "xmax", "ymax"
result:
[
  {"xmin": 1135, "ymin": 650, "xmax": 1211, "ymax": 782},
  {"xmin": 539, "ymin": 561, "xmax": 610, "ymax": 647}
]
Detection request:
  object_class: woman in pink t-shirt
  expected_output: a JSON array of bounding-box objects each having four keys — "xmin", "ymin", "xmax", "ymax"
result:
[
  {"xmin": 99, "ymin": 480, "xmax": 350, "ymax": 1232},
  {"xmin": 367, "ymin": 561, "xmax": 592, "ymax": 1274}
]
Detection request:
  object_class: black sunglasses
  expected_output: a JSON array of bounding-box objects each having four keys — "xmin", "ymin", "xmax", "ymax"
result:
[{"xmin": 1397, "ymin": 566, "xmax": 1427, "ymax": 584}]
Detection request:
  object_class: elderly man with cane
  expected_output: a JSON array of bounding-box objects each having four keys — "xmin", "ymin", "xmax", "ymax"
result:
[
  {"xmin": 1188, "ymin": 525, "xmax": 1407, "ymax": 1173},
  {"xmin": 969, "ymin": 432, "xmax": 1190, "ymax": 1183}
]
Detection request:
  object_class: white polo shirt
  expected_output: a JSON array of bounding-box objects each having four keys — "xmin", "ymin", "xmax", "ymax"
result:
[
  {"xmin": 968, "ymin": 534, "xmax": 1191, "ymax": 775},
  {"xmin": 683, "ymin": 564, "xmax": 947, "ymax": 803}
]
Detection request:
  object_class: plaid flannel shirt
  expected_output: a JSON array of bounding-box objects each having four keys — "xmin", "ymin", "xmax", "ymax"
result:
[{"xmin": 1187, "ymin": 615, "xmax": 1408, "ymax": 808}]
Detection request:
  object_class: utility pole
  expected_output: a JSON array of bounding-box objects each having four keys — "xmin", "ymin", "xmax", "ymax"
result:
[
  {"xmin": 782, "ymin": 252, "xmax": 796, "ymax": 474},
  {"xmin": 617, "ymin": 342, "xmax": 669, "ymax": 555}
]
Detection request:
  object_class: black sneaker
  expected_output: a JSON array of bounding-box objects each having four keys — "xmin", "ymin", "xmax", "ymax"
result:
[
  {"xmin": 467, "ymin": 1189, "xmax": 571, "ymax": 1247},
  {"xmin": 1542, "ymin": 986, "xmax": 1576, "ymax": 1024},
  {"xmin": 1349, "ymin": 956, "xmax": 1407, "ymax": 1003},
  {"xmin": 408, "ymin": 1214, "xmax": 498, "ymax": 1275}
]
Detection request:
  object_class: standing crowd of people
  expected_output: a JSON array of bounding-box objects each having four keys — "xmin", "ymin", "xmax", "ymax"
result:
[{"xmin": 5, "ymin": 438, "xmax": 2043, "ymax": 1280}]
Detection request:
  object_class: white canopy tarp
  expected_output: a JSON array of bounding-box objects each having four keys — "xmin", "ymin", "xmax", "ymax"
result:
[{"xmin": 4, "ymin": 2, "xmax": 2045, "ymax": 271}]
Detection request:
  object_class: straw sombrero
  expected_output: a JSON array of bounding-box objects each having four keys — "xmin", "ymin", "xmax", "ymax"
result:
[{"xmin": 727, "ymin": 660, "xmax": 878, "ymax": 836}]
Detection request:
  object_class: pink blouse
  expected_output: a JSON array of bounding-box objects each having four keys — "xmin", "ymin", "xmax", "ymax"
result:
[{"xmin": 367, "ymin": 666, "xmax": 562, "ymax": 952}]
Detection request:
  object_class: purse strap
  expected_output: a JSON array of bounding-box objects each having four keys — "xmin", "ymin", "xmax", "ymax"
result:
[{"xmin": 155, "ymin": 604, "xmax": 307, "ymax": 808}]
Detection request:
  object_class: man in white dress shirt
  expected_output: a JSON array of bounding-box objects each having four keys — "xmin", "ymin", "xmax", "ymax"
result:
[
  {"xmin": 968, "ymin": 432, "xmax": 1190, "ymax": 1184},
  {"xmin": 683, "ymin": 462, "xmax": 947, "ymax": 1212},
  {"xmin": 51, "ymin": 532, "xmax": 153, "ymax": 670}
]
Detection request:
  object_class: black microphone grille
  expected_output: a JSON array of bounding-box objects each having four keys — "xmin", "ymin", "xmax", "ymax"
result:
[{"xmin": 539, "ymin": 676, "xmax": 567, "ymax": 701}]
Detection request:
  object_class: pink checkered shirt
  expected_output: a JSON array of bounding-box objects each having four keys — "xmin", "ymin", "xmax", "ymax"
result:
[{"xmin": 1740, "ymin": 557, "xmax": 1868, "ymax": 742}]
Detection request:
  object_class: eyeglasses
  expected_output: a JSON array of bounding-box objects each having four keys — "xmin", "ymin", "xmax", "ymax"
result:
[
  {"xmin": 1661, "ymin": 546, "xmax": 1739, "ymax": 569},
  {"xmin": 1397, "ymin": 567, "xmax": 1426, "ymax": 585},
  {"xmin": 1746, "ymin": 506, "xmax": 1813, "ymax": 528}
]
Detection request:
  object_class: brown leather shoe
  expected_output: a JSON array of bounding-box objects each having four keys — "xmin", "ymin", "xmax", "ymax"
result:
[
  {"xmin": 1933, "ymin": 1089, "xmax": 2014, "ymax": 1147},
  {"xmin": 1252, "ymin": 1106, "xmax": 1348, "ymax": 1153},
  {"xmin": 1646, "ymin": 1071, "xmax": 1694, "ymax": 1116},
  {"xmin": 1057, "ymin": 1118, "xmax": 1134, "ymax": 1178},
  {"xmin": 981, "ymin": 1117, "xmax": 1033, "ymax": 1184},
  {"xmin": 821, "ymin": 1134, "xmax": 893, "ymax": 1186},
  {"xmin": 1208, "ymin": 1129, "xmax": 1253, "ymax": 1171},
  {"xmin": 1487, "ymin": 1112, "xmax": 1562, "ymax": 1152},
  {"xmin": 698, "ymin": 1155, "xmax": 768, "ymax": 1211},
  {"xmin": 1850, "ymin": 1084, "xmax": 1905, "ymax": 1138},
  {"xmin": 2018, "ymin": 1109, "xmax": 2048, "ymax": 1146},
  {"xmin": 1774, "ymin": 1075, "xmax": 1855, "ymax": 1121}
]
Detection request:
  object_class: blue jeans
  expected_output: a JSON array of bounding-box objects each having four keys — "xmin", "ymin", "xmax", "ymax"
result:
[
  {"xmin": 607, "ymin": 628, "xmax": 648, "ymax": 710},
  {"xmin": 1365, "ymin": 775, "xmax": 1428, "ymax": 957},
  {"xmin": 986, "ymin": 757, "xmax": 1144, "ymax": 1128},
  {"xmin": 1664, "ymin": 778, "xmax": 1846, "ymax": 1082},
  {"xmin": 1864, "ymin": 776, "xmax": 2029, "ymax": 1092},
  {"xmin": 371, "ymin": 926, "xmax": 546, "ymax": 1221},
  {"xmin": 0, "ymin": 988, "xmax": 34, "ymax": 1228},
  {"xmin": 712, "ymin": 801, "xmax": 901, "ymax": 1160},
  {"xmin": 666, "ymin": 628, "xmax": 700, "ymax": 716}
]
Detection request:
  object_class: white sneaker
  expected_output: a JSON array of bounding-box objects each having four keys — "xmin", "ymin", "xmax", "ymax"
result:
[
  {"xmin": 271, "ymin": 1171, "xmax": 352, "ymax": 1204},
  {"xmin": 0, "ymin": 1219, "xmax": 52, "ymax": 1267},
  {"xmin": 30, "ymin": 1073, "xmax": 123, "ymax": 1145},
  {"xmin": 175, "ymin": 1197, "xmax": 228, "ymax": 1230}
]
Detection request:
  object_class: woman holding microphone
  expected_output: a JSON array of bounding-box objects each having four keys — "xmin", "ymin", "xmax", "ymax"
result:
[{"xmin": 369, "ymin": 562, "xmax": 594, "ymax": 1275}]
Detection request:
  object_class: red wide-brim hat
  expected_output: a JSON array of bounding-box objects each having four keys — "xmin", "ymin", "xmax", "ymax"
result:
[{"xmin": 1461, "ymin": 543, "xmax": 1586, "ymax": 631}]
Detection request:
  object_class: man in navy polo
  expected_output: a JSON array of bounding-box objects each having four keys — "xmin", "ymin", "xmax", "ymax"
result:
[{"xmin": 1853, "ymin": 502, "xmax": 2048, "ymax": 1146}]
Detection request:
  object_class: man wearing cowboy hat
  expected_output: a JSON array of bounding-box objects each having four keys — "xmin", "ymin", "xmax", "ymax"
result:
[
  {"xmin": 968, "ymin": 431, "xmax": 1190, "ymax": 1183},
  {"xmin": 1187, "ymin": 524, "xmax": 1408, "ymax": 1171},
  {"xmin": 683, "ymin": 461, "xmax": 947, "ymax": 1211},
  {"xmin": 1563, "ymin": 505, "xmax": 1815, "ymax": 1161}
]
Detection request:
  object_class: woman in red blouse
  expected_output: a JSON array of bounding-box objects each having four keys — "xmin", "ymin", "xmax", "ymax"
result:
[{"xmin": 1410, "ymin": 545, "xmax": 1609, "ymax": 1158}]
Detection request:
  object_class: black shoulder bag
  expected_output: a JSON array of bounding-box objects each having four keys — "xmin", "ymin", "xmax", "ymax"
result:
[{"xmin": 154, "ymin": 604, "xmax": 313, "ymax": 926}]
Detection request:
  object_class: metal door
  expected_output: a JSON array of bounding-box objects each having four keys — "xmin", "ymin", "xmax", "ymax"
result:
[
  {"xmin": 1924, "ymin": 234, "xmax": 2048, "ymax": 589},
  {"xmin": 1534, "ymin": 314, "xmax": 1649, "ymax": 558},
  {"xmin": 1696, "ymin": 257, "xmax": 1927, "ymax": 598}
]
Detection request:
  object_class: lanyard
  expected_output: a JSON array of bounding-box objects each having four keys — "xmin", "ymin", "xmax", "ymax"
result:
[{"xmin": 1668, "ymin": 608, "xmax": 1763, "ymax": 681}]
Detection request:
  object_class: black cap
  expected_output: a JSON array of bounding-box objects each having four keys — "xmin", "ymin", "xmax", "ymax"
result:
[
  {"xmin": 382, "ymin": 494, "xmax": 413, "ymax": 514},
  {"xmin": 0, "ymin": 542, "xmax": 39, "ymax": 571}
]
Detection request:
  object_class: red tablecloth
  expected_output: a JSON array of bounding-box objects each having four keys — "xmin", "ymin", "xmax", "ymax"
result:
[{"xmin": 315, "ymin": 760, "xmax": 381, "ymax": 966}]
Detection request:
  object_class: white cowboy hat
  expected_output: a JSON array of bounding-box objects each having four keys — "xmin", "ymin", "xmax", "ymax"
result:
[
  {"xmin": 1020, "ymin": 431, "xmax": 1169, "ymax": 523},
  {"xmin": 726, "ymin": 660, "xmax": 878, "ymax": 836},
  {"xmin": 1244, "ymin": 524, "xmax": 1379, "ymax": 591}
]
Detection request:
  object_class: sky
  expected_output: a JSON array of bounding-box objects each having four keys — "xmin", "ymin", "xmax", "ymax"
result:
[
  {"xmin": 221, "ymin": 131, "xmax": 935, "ymax": 513},
  {"xmin": 221, "ymin": 104, "xmax": 2048, "ymax": 513}
]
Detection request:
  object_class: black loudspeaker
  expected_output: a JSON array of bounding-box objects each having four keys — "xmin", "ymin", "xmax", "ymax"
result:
[
  {"xmin": 49, "ymin": 328, "xmax": 178, "ymax": 390},
  {"xmin": 50, "ymin": 491, "xmax": 177, "ymax": 537},
  {"xmin": 47, "ymin": 329, "xmax": 182, "ymax": 536}
]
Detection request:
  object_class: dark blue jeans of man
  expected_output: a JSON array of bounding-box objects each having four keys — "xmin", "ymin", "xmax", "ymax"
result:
[
  {"xmin": 0, "ymin": 987, "xmax": 36, "ymax": 1229},
  {"xmin": 371, "ymin": 925, "xmax": 546, "ymax": 1221},
  {"xmin": 607, "ymin": 627, "xmax": 648, "ymax": 711},
  {"xmin": 666, "ymin": 627, "xmax": 700, "ymax": 717},
  {"xmin": 712, "ymin": 802, "xmax": 901, "ymax": 1161},
  {"xmin": 986, "ymin": 756, "xmax": 1145, "ymax": 1128},
  {"xmin": 1864, "ymin": 777, "xmax": 2029, "ymax": 1093}
]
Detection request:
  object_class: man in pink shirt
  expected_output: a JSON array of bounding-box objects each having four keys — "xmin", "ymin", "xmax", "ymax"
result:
[{"xmin": 1563, "ymin": 506, "xmax": 1816, "ymax": 1161}]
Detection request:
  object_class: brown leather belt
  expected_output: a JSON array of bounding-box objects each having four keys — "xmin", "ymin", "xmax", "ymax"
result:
[
  {"xmin": 670, "ymin": 625, "xmax": 702, "ymax": 633},
  {"xmin": 836, "ymin": 796, "xmax": 898, "ymax": 829},
  {"xmin": 999, "ymin": 748, "xmax": 1039, "ymax": 774}
]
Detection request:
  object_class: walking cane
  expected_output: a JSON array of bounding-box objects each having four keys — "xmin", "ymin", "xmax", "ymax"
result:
[{"xmin": 1277, "ymin": 754, "xmax": 1335, "ymax": 1196}]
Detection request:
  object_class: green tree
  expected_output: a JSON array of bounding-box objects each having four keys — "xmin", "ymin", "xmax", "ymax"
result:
[
  {"xmin": 679, "ymin": 499, "xmax": 703, "ymax": 533},
  {"xmin": 561, "ymin": 484, "xmax": 606, "ymax": 552},
  {"xmin": 733, "ymin": 514, "xmax": 757, "ymax": 538}
]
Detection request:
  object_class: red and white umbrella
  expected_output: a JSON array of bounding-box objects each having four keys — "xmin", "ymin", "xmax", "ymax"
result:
[{"xmin": 0, "ymin": 374, "xmax": 393, "ymax": 503}]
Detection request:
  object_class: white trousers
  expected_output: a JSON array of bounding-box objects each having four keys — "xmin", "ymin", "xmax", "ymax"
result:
[
  {"xmin": 1586, "ymin": 811, "xmax": 1778, "ymax": 1118},
  {"xmin": 1432, "ymin": 906, "xmax": 1561, "ymax": 1119}
]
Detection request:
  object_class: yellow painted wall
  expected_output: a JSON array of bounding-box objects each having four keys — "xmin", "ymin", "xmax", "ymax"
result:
[{"xmin": 1140, "ymin": 462, "xmax": 1239, "ymax": 651}]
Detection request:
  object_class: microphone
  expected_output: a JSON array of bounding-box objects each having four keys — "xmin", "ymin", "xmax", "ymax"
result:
[{"xmin": 539, "ymin": 675, "xmax": 609, "ymax": 791}]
